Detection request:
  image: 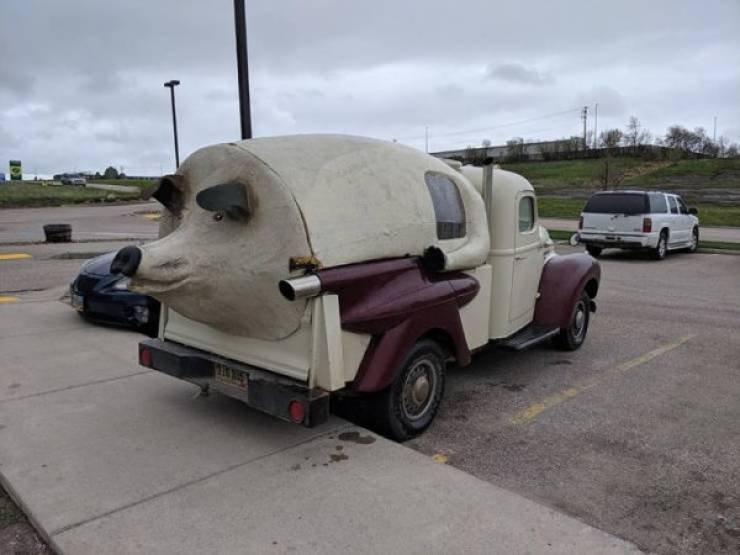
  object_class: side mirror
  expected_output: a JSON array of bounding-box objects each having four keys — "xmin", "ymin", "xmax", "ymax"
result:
[{"xmin": 688, "ymin": 207, "xmax": 698, "ymax": 215}]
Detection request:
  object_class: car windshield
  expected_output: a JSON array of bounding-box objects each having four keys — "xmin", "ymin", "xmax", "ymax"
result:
[{"xmin": 584, "ymin": 193, "xmax": 647, "ymax": 215}]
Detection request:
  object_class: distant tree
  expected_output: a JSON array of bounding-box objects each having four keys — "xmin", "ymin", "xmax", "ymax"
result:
[
  {"xmin": 119, "ymin": 172, "xmax": 127, "ymax": 179},
  {"xmin": 103, "ymin": 166, "xmax": 119, "ymax": 179},
  {"xmin": 505, "ymin": 137, "xmax": 526, "ymax": 162},
  {"xmin": 727, "ymin": 144, "xmax": 739, "ymax": 158},
  {"xmin": 94, "ymin": 171, "xmax": 102, "ymax": 179},
  {"xmin": 599, "ymin": 129, "xmax": 624, "ymax": 190},
  {"xmin": 462, "ymin": 145, "xmax": 490, "ymax": 165},
  {"xmin": 624, "ymin": 116, "xmax": 652, "ymax": 153},
  {"xmin": 599, "ymin": 128, "xmax": 623, "ymax": 149}
]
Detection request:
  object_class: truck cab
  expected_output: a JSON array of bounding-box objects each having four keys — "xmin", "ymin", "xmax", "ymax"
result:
[{"xmin": 117, "ymin": 135, "xmax": 600, "ymax": 440}]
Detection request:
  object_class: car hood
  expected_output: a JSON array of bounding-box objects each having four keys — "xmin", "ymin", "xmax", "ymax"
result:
[{"xmin": 81, "ymin": 251, "xmax": 118, "ymax": 276}]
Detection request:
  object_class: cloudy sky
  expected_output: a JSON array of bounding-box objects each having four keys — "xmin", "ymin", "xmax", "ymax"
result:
[{"xmin": 1, "ymin": 0, "xmax": 738, "ymax": 176}]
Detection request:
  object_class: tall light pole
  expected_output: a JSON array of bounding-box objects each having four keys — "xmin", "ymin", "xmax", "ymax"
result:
[
  {"xmin": 233, "ymin": 0, "xmax": 252, "ymax": 140},
  {"xmin": 163, "ymin": 80, "xmax": 181, "ymax": 168}
]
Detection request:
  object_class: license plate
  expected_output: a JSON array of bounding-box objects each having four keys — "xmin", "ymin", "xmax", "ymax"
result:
[
  {"xmin": 214, "ymin": 363, "xmax": 248, "ymax": 391},
  {"xmin": 71, "ymin": 292, "xmax": 84, "ymax": 311}
]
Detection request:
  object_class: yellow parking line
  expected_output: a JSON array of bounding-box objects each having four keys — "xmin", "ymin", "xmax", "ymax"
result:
[
  {"xmin": 0, "ymin": 253, "xmax": 32, "ymax": 261},
  {"xmin": 0, "ymin": 296, "xmax": 19, "ymax": 303},
  {"xmin": 511, "ymin": 335, "xmax": 695, "ymax": 425},
  {"xmin": 142, "ymin": 212, "xmax": 161, "ymax": 221}
]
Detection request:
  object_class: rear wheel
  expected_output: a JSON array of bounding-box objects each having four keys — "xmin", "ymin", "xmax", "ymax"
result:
[
  {"xmin": 652, "ymin": 230, "xmax": 668, "ymax": 260},
  {"xmin": 555, "ymin": 291, "xmax": 590, "ymax": 351},
  {"xmin": 368, "ymin": 339, "xmax": 446, "ymax": 441},
  {"xmin": 688, "ymin": 227, "xmax": 699, "ymax": 253},
  {"xmin": 586, "ymin": 245, "xmax": 602, "ymax": 257}
]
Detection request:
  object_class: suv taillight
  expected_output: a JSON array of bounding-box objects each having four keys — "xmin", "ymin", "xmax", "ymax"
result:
[
  {"xmin": 642, "ymin": 217, "xmax": 652, "ymax": 233},
  {"xmin": 578, "ymin": 215, "xmax": 583, "ymax": 230}
]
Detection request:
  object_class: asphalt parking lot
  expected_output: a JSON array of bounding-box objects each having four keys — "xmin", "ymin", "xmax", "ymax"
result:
[
  {"xmin": 1, "ymin": 204, "xmax": 738, "ymax": 553},
  {"xmin": 409, "ymin": 246, "xmax": 740, "ymax": 554}
]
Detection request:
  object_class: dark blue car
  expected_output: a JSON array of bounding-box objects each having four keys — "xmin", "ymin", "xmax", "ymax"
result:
[{"xmin": 70, "ymin": 252, "xmax": 160, "ymax": 336}]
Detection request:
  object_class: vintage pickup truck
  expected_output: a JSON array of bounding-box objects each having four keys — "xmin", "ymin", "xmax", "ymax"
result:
[{"xmin": 112, "ymin": 135, "xmax": 600, "ymax": 440}]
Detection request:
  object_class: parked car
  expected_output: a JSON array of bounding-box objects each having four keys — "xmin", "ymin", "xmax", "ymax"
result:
[
  {"xmin": 70, "ymin": 252, "xmax": 159, "ymax": 336},
  {"xmin": 577, "ymin": 190, "xmax": 699, "ymax": 259},
  {"xmin": 60, "ymin": 174, "xmax": 86, "ymax": 186},
  {"xmin": 112, "ymin": 135, "xmax": 601, "ymax": 440}
]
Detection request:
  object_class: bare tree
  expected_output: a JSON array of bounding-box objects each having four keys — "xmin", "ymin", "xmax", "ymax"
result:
[
  {"xmin": 505, "ymin": 137, "xmax": 526, "ymax": 162},
  {"xmin": 599, "ymin": 129, "xmax": 623, "ymax": 149},
  {"xmin": 624, "ymin": 116, "xmax": 642, "ymax": 151},
  {"xmin": 599, "ymin": 129, "xmax": 624, "ymax": 190}
]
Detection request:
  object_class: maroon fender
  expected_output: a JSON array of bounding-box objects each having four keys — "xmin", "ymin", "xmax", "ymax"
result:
[
  {"xmin": 533, "ymin": 253, "xmax": 601, "ymax": 328},
  {"xmin": 314, "ymin": 258, "xmax": 478, "ymax": 393}
]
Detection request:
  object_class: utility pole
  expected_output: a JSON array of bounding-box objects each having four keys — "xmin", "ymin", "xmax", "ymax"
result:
[
  {"xmin": 713, "ymin": 116, "xmax": 717, "ymax": 142},
  {"xmin": 233, "ymin": 0, "xmax": 253, "ymax": 140},
  {"xmin": 424, "ymin": 126, "xmax": 429, "ymax": 153},
  {"xmin": 593, "ymin": 103, "xmax": 599, "ymax": 148},
  {"xmin": 163, "ymin": 80, "xmax": 181, "ymax": 168},
  {"xmin": 581, "ymin": 106, "xmax": 588, "ymax": 150}
]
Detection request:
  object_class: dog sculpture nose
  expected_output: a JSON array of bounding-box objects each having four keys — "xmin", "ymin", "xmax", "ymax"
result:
[{"xmin": 111, "ymin": 246, "xmax": 142, "ymax": 276}]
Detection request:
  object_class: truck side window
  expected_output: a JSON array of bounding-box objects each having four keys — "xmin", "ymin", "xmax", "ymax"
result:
[
  {"xmin": 518, "ymin": 196, "xmax": 535, "ymax": 232},
  {"xmin": 648, "ymin": 193, "xmax": 667, "ymax": 214},
  {"xmin": 424, "ymin": 173, "xmax": 466, "ymax": 239},
  {"xmin": 668, "ymin": 196, "xmax": 679, "ymax": 214}
]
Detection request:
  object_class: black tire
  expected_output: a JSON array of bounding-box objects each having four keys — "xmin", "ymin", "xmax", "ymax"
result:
[
  {"xmin": 555, "ymin": 291, "xmax": 590, "ymax": 351},
  {"xmin": 652, "ymin": 230, "xmax": 668, "ymax": 260},
  {"xmin": 586, "ymin": 245, "xmax": 602, "ymax": 257},
  {"xmin": 688, "ymin": 227, "xmax": 699, "ymax": 253},
  {"xmin": 368, "ymin": 339, "xmax": 446, "ymax": 441}
]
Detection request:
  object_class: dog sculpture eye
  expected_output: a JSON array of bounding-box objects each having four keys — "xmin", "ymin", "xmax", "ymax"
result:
[
  {"xmin": 213, "ymin": 212, "xmax": 224, "ymax": 222},
  {"xmin": 196, "ymin": 182, "xmax": 250, "ymax": 221}
]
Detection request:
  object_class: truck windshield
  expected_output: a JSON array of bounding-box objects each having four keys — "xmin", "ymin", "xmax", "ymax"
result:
[{"xmin": 583, "ymin": 193, "xmax": 647, "ymax": 215}]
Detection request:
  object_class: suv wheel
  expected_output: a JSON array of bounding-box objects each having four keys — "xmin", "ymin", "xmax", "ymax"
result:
[
  {"xmin": 586, "ymin": 245, "xmax": 602, "ymax": 257},
  {"xmin": 688, "ymin": 227, "xmax": 699, "ymax": 253},
  {"xmin": 555, "ymin": 291, "xmax": 590, "ymax": 351},
  {"xmin": 368, "ymin": 339, "xmax": 446, "ymax": 441},
  {"xmin": 652, "ymin": 230, "xmax": 668, "ymax": 260}
]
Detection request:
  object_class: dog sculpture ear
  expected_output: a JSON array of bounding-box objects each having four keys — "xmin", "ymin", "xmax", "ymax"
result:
[
  {"xmin": 196, "ymin": 182, "xmax": 251, "ymax": 220},
  {"xmin": 147, "ymin": 174, "xmax": 185, "ymax": 214}
]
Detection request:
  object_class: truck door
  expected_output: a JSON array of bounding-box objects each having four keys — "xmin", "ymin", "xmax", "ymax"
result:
[{"xmin": 509, "ymin": 193, "xmax": 543, "ymax": 327}]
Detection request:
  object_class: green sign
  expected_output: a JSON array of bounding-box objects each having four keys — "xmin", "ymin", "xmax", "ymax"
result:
[{"xmin": 9, "ymin": 160, "xmax": 21, "ymax": 181}]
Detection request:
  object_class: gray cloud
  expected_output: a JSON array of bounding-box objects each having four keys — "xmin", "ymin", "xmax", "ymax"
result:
[
  {"xmin": 487, "ymin": 63, "xmax": 552, "ymax": 85},
  {"xmin": 0, "ymin": 0, "xmax": 738, "ymax": 175}
]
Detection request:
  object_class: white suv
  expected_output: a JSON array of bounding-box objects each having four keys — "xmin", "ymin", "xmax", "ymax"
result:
[{"xmin": 578, "ymin": 191, "xmax": 699, "ymax": 260}]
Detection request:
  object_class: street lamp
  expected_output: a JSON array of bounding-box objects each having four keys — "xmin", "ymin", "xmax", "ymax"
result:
[{"xmin": 163, "ymin": 80, "xmax": 181, "ymax": 168}]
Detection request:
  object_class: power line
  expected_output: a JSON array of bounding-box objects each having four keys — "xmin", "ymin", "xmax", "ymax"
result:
[{"xmin": 395, "ymin": 107, "xmax": 582, "ymax": 141}]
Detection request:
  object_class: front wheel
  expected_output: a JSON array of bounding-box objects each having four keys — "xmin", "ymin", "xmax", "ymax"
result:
[
  {"xmin": 688, "ymin": 227, "xmax": 699, "ymax": 253},
  {"xmin": 370, "ymin": 339, "xmax": 446, "ymax": 441},
  {"xmin": 554, "ymin": 291, "xmax": 590, "ymax": 351}
]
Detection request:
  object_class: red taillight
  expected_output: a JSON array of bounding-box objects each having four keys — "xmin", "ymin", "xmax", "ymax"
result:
[
  {"xmin": 642, "ymin": 217, "xmax": 652, "ymax": 233},
  {"xmin": 288, "ymin": 400, "xmax": 306, "ymax": 424},
  {"xmin": 139, "ymin": 346, "xmax": 152, "ymax": 367},
  {"xmin": 578, "ymin": 215, "xmax": 583, "ymax": 230}
]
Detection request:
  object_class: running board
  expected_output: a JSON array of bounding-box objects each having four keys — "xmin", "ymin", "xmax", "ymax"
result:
[{"xmin": 499, "ymin": 325, "xmax": 560, "ymax": 351}]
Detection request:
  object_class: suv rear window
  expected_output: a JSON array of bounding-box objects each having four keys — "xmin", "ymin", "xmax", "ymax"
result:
[{"xmin": 584, "ymin": 193, "xmax": 648, "ymax": 215}]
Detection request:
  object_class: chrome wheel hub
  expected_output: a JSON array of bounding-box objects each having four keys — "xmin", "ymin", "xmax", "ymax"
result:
[
  {"xmin": 402, "ymin": 360, "xmax": 436, "ymax": 421},
  {"xmin": 571, "ymin": 302, "xmax": 586, "ymax": 339}
]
